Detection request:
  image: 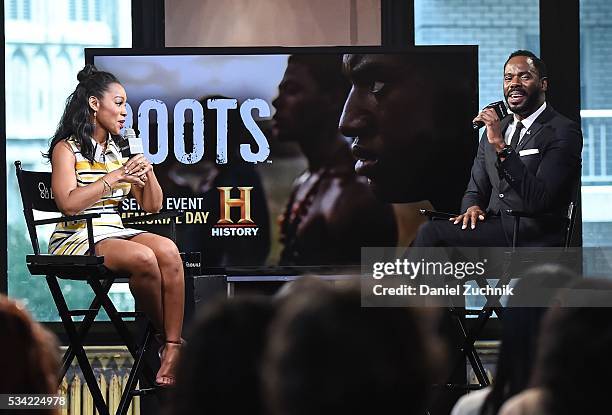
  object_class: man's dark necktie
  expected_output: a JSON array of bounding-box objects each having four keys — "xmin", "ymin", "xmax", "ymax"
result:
[{"xmin": 509, "ymin": 121, "xmax": 524, "ymax": 149}]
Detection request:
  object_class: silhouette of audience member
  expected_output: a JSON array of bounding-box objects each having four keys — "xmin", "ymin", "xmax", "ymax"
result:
[
  {"xmin": 264, "ymin": 281, "xmax": 442, "ymax": 415},
  {"xmin": 169, "ymin": 296, "xmax": 275, "ymax": 415},
  {"xmin": 0, "ymin": 295, "xmax": 60, "ymax": 414},
  {"xmin": 159, "ymin": 95, "xmax": 271, "ymax": 266},
  {"xmin": 450, "ymin": 264, "xmax": 577, "ymax": 415},
  {"xmin": 273, "ymin": 274, "xmax": 332, "ymax": 303},
  {"xmin": 273, "ymin": 54, "xmax": 397, "ymax": 265},
  {"xmin": 500, "ymin": 279, "xmax": 612, "ymax": 415}
]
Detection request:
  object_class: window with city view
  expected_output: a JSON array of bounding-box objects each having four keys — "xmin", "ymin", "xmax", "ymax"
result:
[
  {"xmin": 580, "ymin": 0, "xmax": 612, "ymax": 247},
  {"xmin": 5, "ymin": 0, "xmax": 132, "ymax": 320},
  {"xmin": 415, "ymin": 0, "xmax": 540, "ymax": 109}
]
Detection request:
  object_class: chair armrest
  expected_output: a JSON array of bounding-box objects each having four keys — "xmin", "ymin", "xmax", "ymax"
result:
[
  {"xmin": 505, "ymin": 209, "xmax": 569, "ymax": 221},
  {"xmin": 121, "ymin": 210, "xmax": 185, "ymax": 224},
  {"xmin": 33, "ymin": 212, "xmax": 102, "ymax": 226},
  {"xmin": 27, "ymin": 254, "xmax": 105, "ymax": 265},
  {"xmin": 26, "ymin": 254, "xmax": 110, "ymax": 279},
  {"xmin": 419, "ymin": 209, "xmax": 457, "ymax": 220}
]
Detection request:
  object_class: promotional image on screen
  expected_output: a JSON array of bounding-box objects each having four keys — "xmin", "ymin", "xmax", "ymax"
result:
[{"xmin": 90, "ymin": 47, "xmax": 478, "ymax": 271}]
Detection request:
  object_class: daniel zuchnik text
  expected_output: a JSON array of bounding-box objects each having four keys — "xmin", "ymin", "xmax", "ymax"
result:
[{"xmin": 372, "ymin": 284, "xmax": 514, "ymax": 297}]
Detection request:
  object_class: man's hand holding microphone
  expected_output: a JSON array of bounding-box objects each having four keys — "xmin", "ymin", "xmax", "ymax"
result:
[
  {"xmin": 452, "ymin": 101, "xmax": 509, "ymax": 230},
  {"xmin": 472, "ymin": 100, "xmax": 508, "ymax": 153}
]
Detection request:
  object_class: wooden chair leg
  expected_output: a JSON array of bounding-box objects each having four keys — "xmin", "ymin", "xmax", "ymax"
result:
[
  {"xmin": 88, "ymin": 278, "xmax": 158, "ymax": 386},
  {"xmin": 117, "ymin": 322, "xmax": 155, "ymax": 415},
  {"xmin": 445, "ymin": 274, "xmax": 506, "ymax": 389},
  {"xmin": 448, "ymin": 266, "xmax": 516, "ymax": 389},
  {"xmin": 450, "ymin": 308, "xmax": 491, "ymax": 387},
  {"xmin": 446, "ymin": 307, "xmax": 490, "ymax": 388},
  {"xmin": 60, "ymin": 277, "xmax": 114, "ymax": 379},
  {"xmin": 47, "ymin": 276, "xmax": 110, "ymax": 415}
]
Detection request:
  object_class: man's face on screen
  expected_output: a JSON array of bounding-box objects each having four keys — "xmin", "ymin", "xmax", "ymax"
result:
[
  {"xmin": 339, "ymin": 54, "xmax": 434, "ymax": 202},
  {"xmin": 272, "ymin": 62, "xmax": 330, "ymax": 143}
]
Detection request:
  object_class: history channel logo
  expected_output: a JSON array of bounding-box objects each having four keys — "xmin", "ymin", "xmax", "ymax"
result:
[{"xmin": 211, "ymin": 187, "xmax": 260, "ymax": 237}]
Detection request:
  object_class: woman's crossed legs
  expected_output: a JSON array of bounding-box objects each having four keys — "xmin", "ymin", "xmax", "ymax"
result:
[{"xmin": 95, "ymin": 233, "xmax": 184, "ymax": 386}]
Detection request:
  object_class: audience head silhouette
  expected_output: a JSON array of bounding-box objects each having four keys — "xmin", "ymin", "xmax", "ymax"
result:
[
  {"xmin": 0, "ymin": 294, "xmax": 60, "ymax": 411},
  {"xmin": 264, "ymin": 281, "xmax": 441, "ymax": 415},
  {"xmin": 169, "ymin": 296, "xmax": 275, "ymax": 415},
  {"xmin": 531, "ymin": 279, "xmax": 612, "ymax": 415}
]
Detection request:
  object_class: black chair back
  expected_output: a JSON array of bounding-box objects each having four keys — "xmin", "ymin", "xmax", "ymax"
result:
[
  {"xmin": 564, "ymin": 201, "xmax": 577, "ymax": 248},
  {"xmin": 14, "ymin": 163, "xmax": 174, "ymax": 415},
  {"xmin": 15, "ymin": 161, "xmax": 61, "ymax": 255},
  {"xmin": 563, "ymin": 174, "xmax": 582, "ymax": 248}
]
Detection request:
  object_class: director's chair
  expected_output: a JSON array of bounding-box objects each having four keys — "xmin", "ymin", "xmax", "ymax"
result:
[
  {"xmin": 15, "ymin": 160, "xmax": 184, "ymax": 415},
  {"xmin": 420, "ymin": 201, "xmax": 577, "ymax": 390}
]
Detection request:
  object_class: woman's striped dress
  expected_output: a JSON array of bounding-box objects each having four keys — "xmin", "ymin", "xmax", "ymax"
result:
[{"xmin": 48, "ymin": 136, "xmax": 146, "ymax": 255}]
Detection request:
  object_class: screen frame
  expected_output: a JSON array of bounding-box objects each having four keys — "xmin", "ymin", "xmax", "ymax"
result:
[
  {"xmin": 86, "ymin": 45, "xmax": 478, "ymax": 61},
  {"xmin": 85, "ymin": 45, "xmax": 478, "ymax": 276}
]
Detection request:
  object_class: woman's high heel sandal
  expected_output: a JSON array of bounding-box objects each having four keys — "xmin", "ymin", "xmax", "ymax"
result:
[
  {"xmin": 157, "ymin": 337, "xmax": 186, "ymax": 360},
  {"xmin": 155, "ymin": 339, "xmax": 184, "ymax": 388},
  {"xmin": 155, "ymin": 333, "xmax": 165, "ymax": 359}
]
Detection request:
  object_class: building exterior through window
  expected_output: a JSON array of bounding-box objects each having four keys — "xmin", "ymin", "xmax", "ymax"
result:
[{"xmin": 5, "ymin": 0, "xmax": 131, "ymax": 320}]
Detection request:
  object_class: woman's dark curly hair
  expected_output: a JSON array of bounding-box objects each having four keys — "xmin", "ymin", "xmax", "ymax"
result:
[{"xmin": 44, "ymin": 64, "xmax": 120, "ymax": 163}]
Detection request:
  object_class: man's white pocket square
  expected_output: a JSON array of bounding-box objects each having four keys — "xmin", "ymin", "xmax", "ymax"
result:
[{"xmin": 519, "ymin": 149, "xmax": 539, "ymax": 156}]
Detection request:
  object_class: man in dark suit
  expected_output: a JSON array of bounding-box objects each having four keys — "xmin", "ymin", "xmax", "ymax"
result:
[{"xmin": 413, "ymin": 50, "xmax": 583, "ymax": 247}]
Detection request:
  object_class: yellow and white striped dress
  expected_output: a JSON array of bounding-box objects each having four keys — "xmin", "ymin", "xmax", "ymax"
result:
[{"xmin": 48, "ymin": 135, "xmax": 146, "ymax": 255}]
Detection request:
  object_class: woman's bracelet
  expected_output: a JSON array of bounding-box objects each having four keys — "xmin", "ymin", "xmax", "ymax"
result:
[{"xmin": 101, "ymin": 178, "xmax": 112, "ymax": 195}]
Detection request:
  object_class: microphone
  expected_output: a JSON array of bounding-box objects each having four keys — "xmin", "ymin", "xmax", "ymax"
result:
[
  {"xmin": 118, "ymin": 127, "xmax": 144, "ymax": 157},
  {"xmin": 473, "ymin": 101, "xmax": 508, "ymax": 130}
]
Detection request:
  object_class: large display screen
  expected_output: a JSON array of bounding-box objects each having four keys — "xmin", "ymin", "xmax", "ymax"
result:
[{"xmin": 88, "ymin": 47, "xmax": 478, "ymax": 272}]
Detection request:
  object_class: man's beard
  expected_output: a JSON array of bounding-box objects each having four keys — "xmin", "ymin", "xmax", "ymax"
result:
[{"xmin": 506, "ymin": 90, "xmax": 541, "ymax": 117}]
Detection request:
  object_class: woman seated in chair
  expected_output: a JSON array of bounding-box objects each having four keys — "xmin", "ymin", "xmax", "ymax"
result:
[{"xmin": 44, "ymin": 64, "xmax": 184, "ymax": 387}]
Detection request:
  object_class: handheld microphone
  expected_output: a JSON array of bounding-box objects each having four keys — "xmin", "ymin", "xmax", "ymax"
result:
[
  {"xmin": 118, "ymin": 128, "xmax": 144, "ymax": 157},
  {"xmin": 472, "ymin": 101, "xmax": 508, "ymax": 130}
]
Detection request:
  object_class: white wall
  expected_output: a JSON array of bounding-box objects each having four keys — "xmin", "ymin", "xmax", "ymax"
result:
[{"xmin": 165, "ymin": 0, "xmax": 381, "ymax": 47}]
